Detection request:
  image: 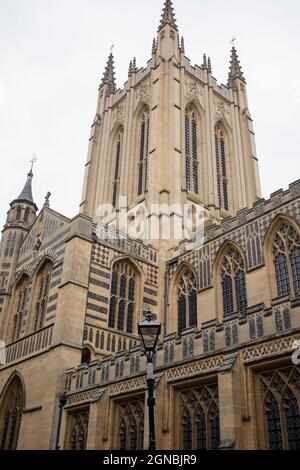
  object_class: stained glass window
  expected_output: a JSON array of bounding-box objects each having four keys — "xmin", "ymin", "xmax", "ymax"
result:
[
  {"xmin": 118, "ymin": 400, "xmax": 144, "ymax": 450},
  {"xmin": 108, "ymin": 261, "xmax": 138, "ymax": 334},
  {"xmin": 260, "ymin": 367, "xmax": 300, "ymax": 450},
  {"xmin": 0, "ymin": 375, "xmax": 24, "ymax": 450},
  {"xmin": 180, "ymin": 384, "xmax": 219, "ymax": 450},
  {"xmin": 273, "ymin": 224, "xmax": 300, "ymax": 298},
  {"xmin": 33, "ymin": 260, "xmax": 52, "ymax": 331},
  {"xmin": 221, "ymin": 248, "xmax": 247, "ymax": 316},
  {"xmin": 177, "ymin": 269, "xmax": 197, "ymax": 333}
]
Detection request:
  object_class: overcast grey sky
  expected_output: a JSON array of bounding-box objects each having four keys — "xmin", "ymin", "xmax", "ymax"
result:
[{"xmin": 0, "ymin": 0, "xmax": 299, "ymax": 229}]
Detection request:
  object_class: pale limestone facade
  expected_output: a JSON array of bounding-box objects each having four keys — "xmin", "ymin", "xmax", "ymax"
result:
[{"xmin": 0, "ymin": 0, "xmax": 299, "ymax": 451}]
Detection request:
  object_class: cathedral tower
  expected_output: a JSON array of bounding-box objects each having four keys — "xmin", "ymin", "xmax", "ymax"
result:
[{"xmin": 80, "ymin": 0, "xmax": 261, "ymax": 247}]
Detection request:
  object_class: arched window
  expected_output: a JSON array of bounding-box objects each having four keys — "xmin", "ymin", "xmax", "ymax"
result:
[
  {"xmin": 180, "ymin": 384, "xmax": 219, "ymax": 450},
  {"xmin": 221, "ymin": 248, "xmax": 247, "ymax": 316},
  {"xmin": 118, "ymin": 400, "xmax": 144, "ymax": 450},
  {"xmin": 185, "ymin": 105, "xmax": 199, "ymax": 194},
  {"xmin": 215, "ymin": 125, "xmax": 229, "ymax": 211},
  {"xmin": 108, "ymin": 261, "xmax": 138, "ymax": 334},
  {"xmin": 23, "ymin": 208, "xmax": 30, "ymax": 223},
  {"xmin": 260, "ymin": 366, "xmax": 300, "ymax": 450},
  {"xmin": 0, "ymin": 375, "xmax": 24, "ymax": 450},
  {"xmin": 67, "ymin": 410, "xmax": 89, "ymax": 450},
  {"xmin": 12, "ymin": 275, "xmax": 29, "ymax": 342},
  {"xmin": 81, "ymin": 348, "xmax": 91, "ymax": 365},
  {"xmin": 272, "ymin": 223, "xmax": 300, "ymax": 298},
  {"xmin": 112, "ymin": 129, "xmax": 123, "ymax": 208},
  {"xmin": 15, "ymin": 206, "xmax": 21, "ymax": 222},
  {"xmin": 137, "ymin": 107, "xmax": 150, "ymax": 196},
  {"xmin": 177, "ymin": 269, "xmax": 197, "ymax": 333},
  {"xmin": 32, "ymin": 260, "xmax": 53, "ymax": 332}
]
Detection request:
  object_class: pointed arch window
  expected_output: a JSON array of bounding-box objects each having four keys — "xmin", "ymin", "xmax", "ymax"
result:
[
  {"xmin": 180, "ymin": 384, "xmax": 219, "ymax": 450},
  {"xmin": 118, "ymin": 400, "xmax": 144, "ymax": 450},
  {"xmin": 108, "ymin": 261, "xmax": 138, "ymax": 335},
  {"xmin": 215, "ymin": 125, "xmax": 229, "ymax": 211},
  {"xmin": 112, "ymin": 129, "xmax": 123, "ymax": 208},
  {"xmin": 185, "ymin": 106, "xmax": 199, "ymax": 194},
  {"xmin": 32, "ymin": 260, "xmax": 53, "ymax": 332},
  {"xmin": 0, "ymin": 375, "xmax": 24, "ymax": 450},
  {"xmin": 272, "ymin": 223, "xmax": 300, "ymax": 298},
  {"xmin": 15, "ymin": 206, "xmax": 21, "ymax": 222},
  {"xmin": 221, "ymin": 248, "xmax": 247, "ymax": 316},
  {"xmin": 67, "ymin": 410, "xmax": 89, "ymax": 450},
  {"xmin": 138, "ymin": 107, "xmax": 150, "ymax": 196},
  {"xmin": 12, "ymin": 275, "xmax": 29, "ymax": 342},
  {"xmin": 24, "ymin": 208, "xmax": 30, "ymax": 223},
  {"xmin": 177, "ymin": 269, "xmax": 197, "ymax": 333},
  {"xmin": 260, "ymin": 366, "xmax": 300, "ymax": 450}
]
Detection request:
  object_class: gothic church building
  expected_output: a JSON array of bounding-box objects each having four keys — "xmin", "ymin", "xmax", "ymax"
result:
[{"xmin": 0, "ymin": 1, "xmax": 300, "ymax": 451}]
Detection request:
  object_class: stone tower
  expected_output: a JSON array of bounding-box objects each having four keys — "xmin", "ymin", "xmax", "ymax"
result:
[
  {"xmin": 0, "ymin": 169, "xmax": 38, "ymax": 326},
  {"xmin": 80, "ymin": 0, "xmax": 261, "ymax": 248}
]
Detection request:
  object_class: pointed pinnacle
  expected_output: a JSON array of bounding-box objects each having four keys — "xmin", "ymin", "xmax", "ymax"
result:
[
  {"xmin": 203, "ymin": 54, "xmax": 207, "ymax": 68},
  {"xmin": 228, "ymin": 46, "xmax": 245, "ymax": 87},
  {"xmin": 100, "ymin": 52, "xmax": 116, "ymax": 94},
  {"xmin": 152, "ymin": 38, "xmax": 156, "ymax": 55},
  {"xmin": 208, "ymin": 57, "xmax": 212, "ymax": 74},
  {"xmin": 158, "ymin": 0, "xmax": 178, "ymax": 32},
  {"xmin": 132, "ymin": 57, "xmax": 137, "ymax": 73},
  {"xmin": 180, "ymin": 36, "xmax": 185, "ymax": 53}
]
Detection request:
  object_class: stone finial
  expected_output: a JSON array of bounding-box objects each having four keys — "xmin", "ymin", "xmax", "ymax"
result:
[
  {"xmin": 228, "ymin": 46, "xmax": 245, "ymax": 87},
  {"xmin": 44, "ymin": 191, "xmax": 51, "ymax": 208},
  {"xmin": 203, "ymin": 53, "xmax": 207, "ymax": 68},
  {"xmin": 158, "ymin": 0, "xmax": 178, "ymax": 32}
]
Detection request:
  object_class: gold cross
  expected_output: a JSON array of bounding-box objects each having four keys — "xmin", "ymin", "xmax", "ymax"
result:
[
  {"xmin": 230, "ymin": 37, "xmax": 237, "ymax": 47},
  {"xmin": 29, "ymin": 154, "xmax": 38, "ymax": 171}
]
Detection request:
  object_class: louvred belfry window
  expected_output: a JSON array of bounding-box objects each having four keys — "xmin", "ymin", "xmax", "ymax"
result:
[
  {"xmin": 108, "ymin": 261, "xmax": 138, "ymax": 335},
  {"xmin": 185, "ymin": 106, "xmax": 199, "ymax": 195},
  {"xmin": 215, "ymin": 125, "xmax": 229, "ymax": 211},
  {"xmin": 177, "ymin": 269, "xmax": 197, "ymax": 333},
  {"xmin": 138, "ymin": 107, "xmax": 150, "ymax": 196},
  {"xmin": 221, "ymin": 248, "xmax": 247, "ymax": 316},
  {"xmin": 112, "ymin": 129, "xmax": 123, "ymax": 208},
  {"xmin": 272, "ymin": 223, "xmax": 300, "ymax": 298}
]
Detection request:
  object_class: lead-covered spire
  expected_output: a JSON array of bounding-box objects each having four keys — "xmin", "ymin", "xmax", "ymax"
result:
[
  {"xmin": 158, "ymin": 0, "xmax": 178, "ymax": 32},
  {"xmin": 100, "ymin": 52, "xmax": 116, "ymax": 94},
  {"xmin": 16, "ymin": 170, "xmax": 35, "ymax": 204},
  {"xmin": 228, "ymin": 47, "xmax": 245, "ymax": 87}
]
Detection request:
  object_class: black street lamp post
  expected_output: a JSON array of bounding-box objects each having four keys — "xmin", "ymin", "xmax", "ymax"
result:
[
  {"xmin": 138, "ymin": 311, "xmax": 161, "ymax": 451},
  {"xmin": 55, "ymin": 393, "xmax": 67, "ymax": 450}
]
